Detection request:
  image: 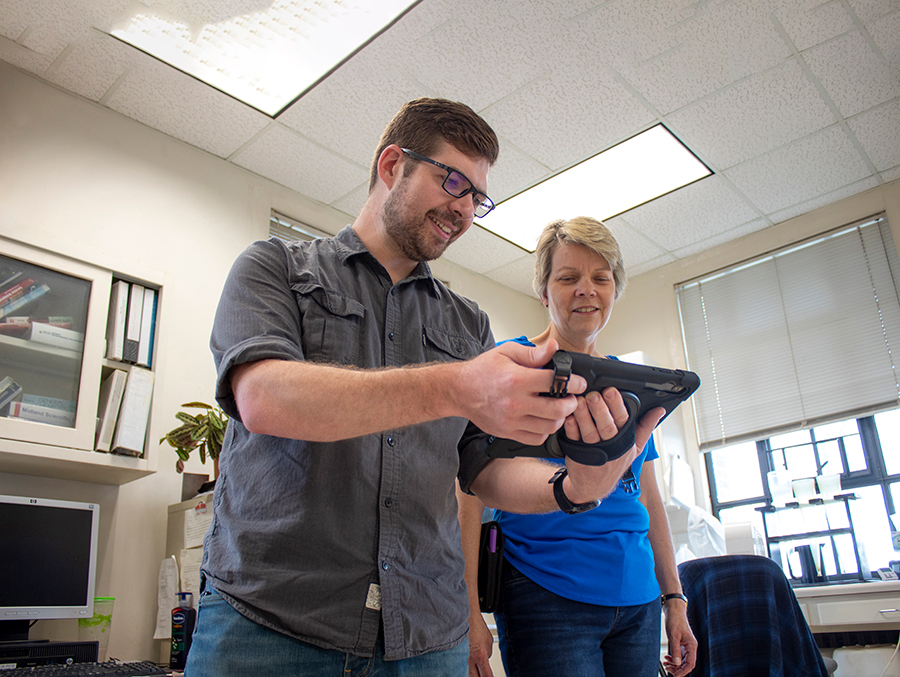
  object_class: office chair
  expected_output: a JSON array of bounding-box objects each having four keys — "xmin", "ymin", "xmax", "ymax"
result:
[{"xmin": 677, "ymin": 554, "xmax": 829, "ymax": 677}]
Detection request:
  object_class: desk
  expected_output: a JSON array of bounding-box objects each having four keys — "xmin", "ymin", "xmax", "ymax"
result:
[{"xmin": 793, "ymin": 580, "xmax": 900, "ymax": 634}]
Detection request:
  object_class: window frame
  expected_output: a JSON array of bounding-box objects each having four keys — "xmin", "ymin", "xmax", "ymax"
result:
[{"xmin": 706, "ymin": 414, "xmax": 900, "ymax": 580}]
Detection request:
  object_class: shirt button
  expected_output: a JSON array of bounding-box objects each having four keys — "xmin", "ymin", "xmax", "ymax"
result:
[
  {"xmin": 389, "ymin": 332, "xmax": 394, "ymax": 340},
  {"xmin": 382, "ymin": 561, "xmax": 390, "ymax": 571},
  {"xmin": 387, "ymin": 437, "xmax": 394, "ymax": 446},
  {"xmin": 384, "ymin": 498, "xmax": 393, "ymax": 508}
]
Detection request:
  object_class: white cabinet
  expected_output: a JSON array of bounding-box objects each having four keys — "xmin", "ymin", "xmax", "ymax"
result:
[
  {"xmin": 794, "ymin": 580, "xmax": 900, "ymax": 634},
  {"xmin": 0, "ymin": 237, "xmax": 160, "ymax": 485}
]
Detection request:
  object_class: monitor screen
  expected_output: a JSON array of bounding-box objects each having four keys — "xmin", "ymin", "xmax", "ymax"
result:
[{"xmin": 0, "ymin": 494, "xmax": 99, "ymax": 641}]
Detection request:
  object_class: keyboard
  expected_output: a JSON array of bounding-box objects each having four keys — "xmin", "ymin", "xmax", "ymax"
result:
[{"xmin": 2, "ymin": 661, "xmax": 168, "ymax": 676}]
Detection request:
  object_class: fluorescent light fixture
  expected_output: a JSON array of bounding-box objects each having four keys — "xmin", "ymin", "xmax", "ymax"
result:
[
  {"xmin": 110, "ymin": 1, "xmax": 418, "ymax": 116},
  {"xmin": 481, "ymin": 125, "xmax": 712, "ymax": 251}
]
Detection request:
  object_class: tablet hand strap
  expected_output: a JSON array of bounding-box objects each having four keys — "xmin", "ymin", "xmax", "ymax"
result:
[{"xmin": 556, "ymin": 391, "xmax": 640, "ymax": 466}]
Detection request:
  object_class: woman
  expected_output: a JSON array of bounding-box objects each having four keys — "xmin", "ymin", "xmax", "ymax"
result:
[{"xmin": 461, "ymin": 216, "xmax": 696, "ymax": 677}]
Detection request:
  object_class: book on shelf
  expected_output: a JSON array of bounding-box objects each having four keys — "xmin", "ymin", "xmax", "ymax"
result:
[
  {"xmin": 137, "ymin": 287, "xmax": 157, "ymax": 368},
  {"xmin": 0, "ymin": 277, "xmax": 36, "ymax": 307},
  {"xmin": 0, "ymin": 315, "xmax": 74, "ymax": 332},
  {"xmin": 6, "ymin": 400, "xmax": 75, "ymax": 427},
  {"xmin": 111, "ymin": 366, "xmax": 154, "ymax": 457},
  {"xmin": 106, "ymin": 280, "xmax": 129, "ymax": 361},
  {"xmin": 123, "ymin": 283, "xmax": 144, "ymax": 363},
  {"xmin": 0, "ymin": 284, "xmax": 50, "ymax": 320},
  {"xmin": 21, "ymin": 394, "xmax": 77, "ymax": 413},
  {"xmin": 28, "ymin": 322, "xmax": 85, "ymax": 352},
  {"xmin": 0, "ymin": 270, "xmax": 23, "ymax": 292},
  {"xmin": 0, "ymin": 376, "xmax": 23, "ymax": 414},
  {"xmin": 95, "ymin": 369, "xmax": 128, "ymax": 452}
]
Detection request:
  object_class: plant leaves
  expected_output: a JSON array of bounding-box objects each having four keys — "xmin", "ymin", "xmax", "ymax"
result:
[
  {"xmin": 190, "ymin": 422, "xmax": 209, "ymax": 441},
  {"xmin": 181, "ymin": 401, "xmax": 213, "ymax": 409},
  {"xmin": 176, "ymin": 411, "xmax": 199, "ymax": 425}
]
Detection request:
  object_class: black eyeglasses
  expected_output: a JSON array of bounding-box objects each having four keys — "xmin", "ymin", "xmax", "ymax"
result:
[{"xmin": 401, "ymin": 148, "xmax": 495, "ymax": 218}]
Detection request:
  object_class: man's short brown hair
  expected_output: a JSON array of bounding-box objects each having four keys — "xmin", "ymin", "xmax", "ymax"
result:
[{"xmin": 368, "ymin": 98, "xmax": 500, "ymax": 192}]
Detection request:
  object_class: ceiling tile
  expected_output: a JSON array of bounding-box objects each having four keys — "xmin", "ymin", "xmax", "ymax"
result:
[
  {"xmin": 803, "ymin": 30, "xmax": 900, "ymax": 118},
  {"xmin": 483, "ymin": 253, "xmax": 539, "ymax": 298},
  {"xmin": 882, "ymin": 167, "xmax": 900, "ymax": 183},
  {"xmin": 573, "ymin": 0, "xmax": 682, "ymax": 68},
  {"xmin": 104, "ymin": 53, "xmax": 269, "ymax": 158},
  {"xmin": 849, "ymin": 98, "xmax": 900, "ymax": 171},
  {"xmin": 0, "ymin": 1, "xmax": 28, "ymax": 42},
  {"xmin": 866, "ymin": 11, "xmax": 900, "ymax": 67},
  {"xmin": 846, "ymin": 0, "xmax": 900, "ymax": 24},
  {"xmin": 329, "ymin": 182, "xmax": 368, "ymax": 221},
  {"xmin": 725, "ymin": 125, "xmax": 871, "ymax": 213},
  {"xmin": 669, "ymin": 57, "xmax": 836, "ymax": 170},
  {"xmin": 671, "ymin": 218, "xmax": 768, "ymax": 259},
  {"xmin": 772, "ymin": 0, "xmax": 855, "ymax": 51},
  {"xmin": 276, "ymin": 54, "xmax": 428, "ymax": 168},
  {"xmin": 603, "ymin": 216, "xmax": 668, "ymax": 268},
  {"xmin": 3, "ymin": 0, "xmax": 95, "ymax": 59},
  {"xmin": 231, "ymin": 123, "xmax": 367, "ymax": 204},
  {"xmin": 0, "ymin": 34, "xmax": 54, "ymax": 74},
  {"xmin": 483, "ymin": 142, "xmax": 550, "ymax": 205},
  {"xmin": 609, "ymin": 175, "xmax": 759, "ymax": 251},
  {"xmin": 627, "ymin": 253, "xmax": 678, "ymax": 277},
  {"xmin": 620, "ymin": 0, "xmax": 791, "ymax": 114},
  {"xmin": 43, "ymin": 30, "xmax": 136, "ymax": 102},
  {"xmin": 401, "ymin": 3, "xmax": 565, "ymax": 111},
  {"xmin": 768, "ymin": 176, "xmax": 881, "ymax": 224},
  {"xmin": 481, "ymin": 52, "xmax": 655, "ymax": 171},
  {"xmin": 441, "ymin": 225, "xmax": 528, "ymax": 275}
]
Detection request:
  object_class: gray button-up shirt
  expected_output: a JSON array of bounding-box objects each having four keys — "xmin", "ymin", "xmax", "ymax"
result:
[{"xmin": 204, "ymin": 226, "xmax": 494, "ymax": 660}]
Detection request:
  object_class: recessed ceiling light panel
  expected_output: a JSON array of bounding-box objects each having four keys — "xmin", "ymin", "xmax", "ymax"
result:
[
  {"xmin": 480, "ymin": 125, "xmax": 712, "ymax": 252},
  {"xmin": 110, "ymin": 1, "xmax": 418, "ymax": 116}
]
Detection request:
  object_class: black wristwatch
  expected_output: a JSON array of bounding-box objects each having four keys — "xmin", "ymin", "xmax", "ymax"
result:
[
  {"xmin": 661, "ymin": 593, "xmax": 688, "ymax": 606},
  {"xmin": 549, "ymin": 468, "xmax": 600, "ymax": 514}
]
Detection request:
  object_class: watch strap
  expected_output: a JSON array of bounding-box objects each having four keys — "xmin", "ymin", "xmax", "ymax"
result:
[
  {"xmin": 661, "ymin": 592, "xmax": 688, "ymax": 606},
  {"xmin": 549, "ymin": 468, "xmax": 600, "ymax": 514}
]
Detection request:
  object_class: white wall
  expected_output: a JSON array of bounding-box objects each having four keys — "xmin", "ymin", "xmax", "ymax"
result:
[{"xmin": 0, "ymin": 61, "xmax": 546, "ymax": 661}]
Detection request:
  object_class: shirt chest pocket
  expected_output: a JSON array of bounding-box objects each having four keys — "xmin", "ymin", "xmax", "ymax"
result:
[
  {"xmin": 422, "ymin": 325, "xmax": 483, "ymax": 363},
  {"xmin": 292, "ymin": 283, "xmax": 365, "ymax": 365}
]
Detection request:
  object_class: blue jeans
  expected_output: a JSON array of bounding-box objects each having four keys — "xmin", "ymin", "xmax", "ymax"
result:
[
  {"xmin": 184, "ymin": 579, "xmax": 468, "ymax": 677},
  {"xmin": 494, "ymin": 561, "xmax": 661, "ymax": 677}
]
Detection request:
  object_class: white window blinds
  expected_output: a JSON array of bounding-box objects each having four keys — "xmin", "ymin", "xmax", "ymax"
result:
[
  {"xmin": 269, "ymin": 211, "xmax": 331, "ymax": 243},
  {"xmin": 676, "ymin": 214, "xmax": 900, "ymax": 450}
]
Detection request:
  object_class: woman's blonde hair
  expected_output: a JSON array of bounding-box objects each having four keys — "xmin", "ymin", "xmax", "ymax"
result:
[{"xmin": 533, "ymin": 216, "xmax": 627, "ymax": 301}]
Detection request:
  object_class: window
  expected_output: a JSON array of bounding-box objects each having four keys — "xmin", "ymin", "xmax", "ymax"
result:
[
  {"xmin": 269, "ymin": 211, "xmax": 331, "ymax": 243},
  {"xmin": 707, "ymin": 412, "xmax": 900, "ymax": 581},
  {"xmin": 676, "ymin": 214, "xmax": 900, "ymax": 450}
]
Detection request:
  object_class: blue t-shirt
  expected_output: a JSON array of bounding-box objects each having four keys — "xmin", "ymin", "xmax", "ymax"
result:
[{"xmin": 494, "ymin": 337, "xmax": 661, "ymax": 607}]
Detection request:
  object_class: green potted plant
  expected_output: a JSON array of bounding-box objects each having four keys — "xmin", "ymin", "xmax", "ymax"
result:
[{"xmin": 161, "ymin": 402, "xmax": 228, "ymax": 475}]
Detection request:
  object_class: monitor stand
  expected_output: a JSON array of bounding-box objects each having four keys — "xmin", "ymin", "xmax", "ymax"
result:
[{"xmin": 0, "ymin": 619, "xmax": 32, "ymax": 643}]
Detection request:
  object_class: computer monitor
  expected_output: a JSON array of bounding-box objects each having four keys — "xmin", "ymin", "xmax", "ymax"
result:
[{"xmin": 0, "ymin": 494, "xmax": 100, "ymax": 642}]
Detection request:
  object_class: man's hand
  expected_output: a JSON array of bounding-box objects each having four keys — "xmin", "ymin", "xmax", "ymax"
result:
[
  {"xmin": 454, "ymin": 340, "xmax": 587, "ymax": 446},
  {"xmin": 562, "ymin": 387, "xmax": 665, "ymax": 504},
  {"xmin": 467, "ymin": 613, "xmax": 495, "ymax": 677}
]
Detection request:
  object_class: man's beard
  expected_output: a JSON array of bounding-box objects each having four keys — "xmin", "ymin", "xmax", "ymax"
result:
[{"xmin": 382, "ymin": 180, "xmax": 462, "ymax": 262}]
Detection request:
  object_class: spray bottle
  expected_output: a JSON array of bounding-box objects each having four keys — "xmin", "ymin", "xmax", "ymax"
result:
[{"xmin": 170, "ymin": 592, "xmax": 196, "ymax": 670}]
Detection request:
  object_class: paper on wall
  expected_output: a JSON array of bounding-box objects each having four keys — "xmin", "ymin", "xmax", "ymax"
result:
[
  {"xmin": 180, "ymin": 547, "xmax": 204, "ymax": 596},
  {"xmin": 184, "ymin": 495, "xmax": 213, "ymax": 549},
  {"xmin": 153, "ymin": 557, "xmax": 179, "ymax": 640}
]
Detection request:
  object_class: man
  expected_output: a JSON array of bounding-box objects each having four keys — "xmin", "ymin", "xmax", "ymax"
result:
[{"xmin": 186, "ymin": 98, "xmax": 661, "ymax": 676}]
